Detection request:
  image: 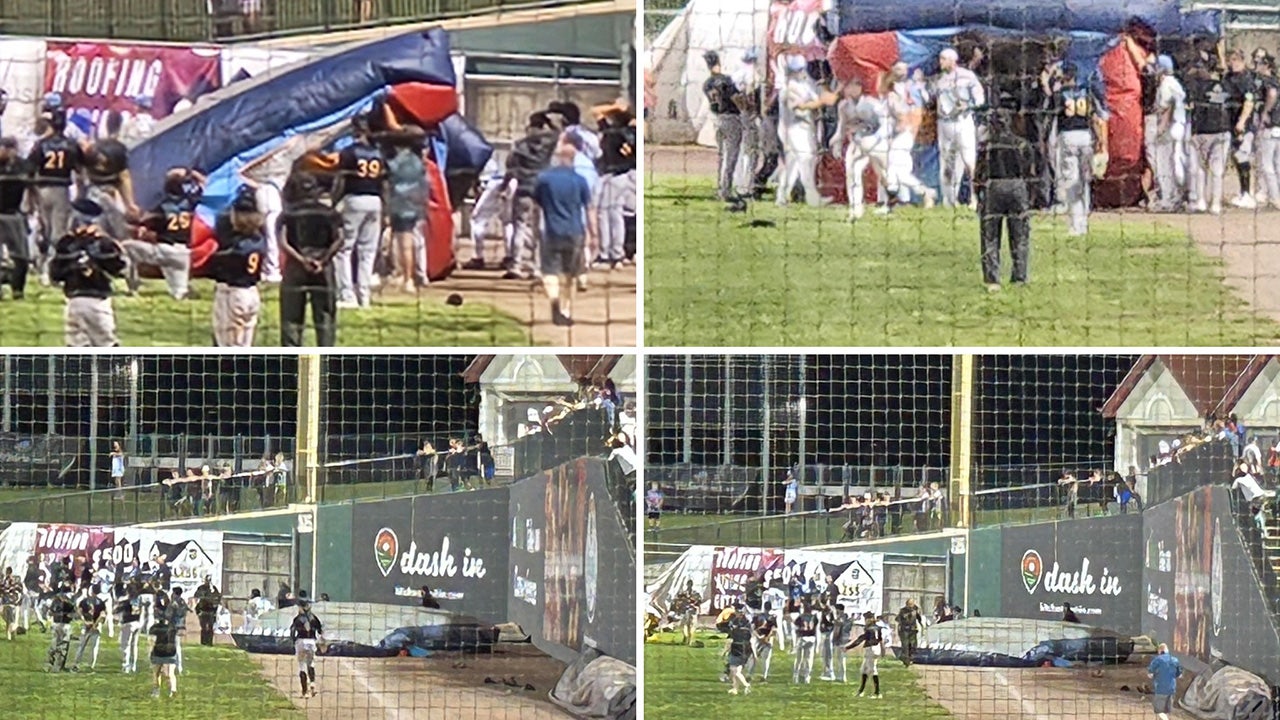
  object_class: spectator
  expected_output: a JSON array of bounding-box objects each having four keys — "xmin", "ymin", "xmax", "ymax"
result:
[
  {"xmin": 1243, "ymin": 436, "xmax": 1263, "ymax": 475},
  {"xmin": 829, "ymin": 494, "xmax": 862, "ymax": 540},
  {"xmin": 931, "ymin": 596, "xmax": 953, "ymax": 625},
  {"xmin": 645, "ymin": 483, "xmax": 663, "ymax": 530},
  {"xmin": 1114, "ymin": 472, "xmax": 1134, "ymax": 514},
  {"xmin": 1147, "ymin": 643, "xmax": 1182, "ymax": 720},
  {"xmin": 1062, "ymin": 602, "xmax": 1082, "ymax": 623},
  {"xmin": 1231, "ymin": 461, "xmax": 1272, "ymax": 503},
  {"xmin": 873, "ymin": 493, "xmax": 889, "ymax": 537},
  {"xmin": 383, "ymin": 127, "xmax": 429, "ymax": 292},
  {"xmin": 419, "ymin": 586, "xmax": 440, "ymax": 610},
  {"xmin": 783, "ymin": 471, "xmax": 799, "ymax": 514},
  {"xmin": 415, "ymin": 440, "xmax": 438, "ymax": 490},
  {"xmin": 531, "ymin": 141, "xmax": 594, "ymax": 326},
  {"xmin": 929, "ymin": 482, "xmax": 949, "ymax": 529},
  {"xmin": 915, "ymin": 484, "xmax": 930, "ymax": 531},
  {"xmin": 1059, "ymin": 471, "xmax": 1080, "ymax": 518}
]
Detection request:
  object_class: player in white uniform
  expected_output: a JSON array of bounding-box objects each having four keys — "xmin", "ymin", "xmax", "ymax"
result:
[
  {"xmin": 776, "ymin": 55, "xmax": 825, "ymax": 207},
  {"xmin": 1152, "ymin": 55, "xmax": 1188, "ymax": 210},
  {"xmin": 466, "ymin": 159, "xmax": 515, "ymax": 270},
  {"xmin": 833, "ymin": 78, "xmax": 890, "ymax": 221},
  {"xmin": 883, "ymin": 64, "xmax": 937, "ymax": 210},
  {"xmin": 934, "ymin": 48, "xmax": 986, "ymax": 209},
  {"xmin": 731, "ymin": 49, "xmax": 763, "ymax": 197},
  {"xmin": 290, "ymin": 601, "xmax": 325, "ymax": 698}
]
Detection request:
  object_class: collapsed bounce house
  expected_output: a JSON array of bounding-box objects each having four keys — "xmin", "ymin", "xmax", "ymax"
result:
[
  {"xmin": 128, "ymin": 28, "xmax": 491, "ymax": 281},
  {"xmin": 653, "ymin": 0, "xmax": 1222, "ymax": 207}
]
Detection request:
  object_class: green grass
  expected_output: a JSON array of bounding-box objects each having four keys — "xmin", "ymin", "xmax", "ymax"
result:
[
  {"xmin": 0, "ymin": 626, "xmax": 302, "ymax": 719},
  {"xmin": 644, "ymin": 631, "xmax": 951, "ymax": 720},
  {"xmin": 644, "ymin": 506, "xmax": 1072, "ymax": 551},
  {"xmin": 644, "ymin": 177, "xmax": 1278, "ymax": 346},
  {"xmin": 0, "ymin": 278, "xmax": 531, "ymax": 347}
]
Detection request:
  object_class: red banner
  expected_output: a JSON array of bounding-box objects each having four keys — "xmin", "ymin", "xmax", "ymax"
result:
[
  {"xmin": 766, "ymin": 0, "xmax": 828, "ymax": 94},
  {"xmin": 711, "ymin": 546, "xmax": 783, "ymax": 611},
  {"xmin": 34, "ymin": 524, "xmax": 115, "ymax": 579},
  {"xmin": 45, "ymin": 41, "xmax": 222, "ymax": 133}
]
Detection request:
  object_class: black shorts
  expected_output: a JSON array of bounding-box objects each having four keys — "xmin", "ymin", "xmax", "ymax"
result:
[
  {"xmin": 646, "ymin": 511, "xmax": 660, "ymax": 520},
  {"xmin": 390, "ymin": 215, "xmax": 421, "ymax": 233},
  {"xmin": 541, "ymin": 237, "xmax": 584, "ymax": 276}
]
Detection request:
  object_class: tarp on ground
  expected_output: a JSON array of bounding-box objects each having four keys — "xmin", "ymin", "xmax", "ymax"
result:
[
  {"xmin": 1180, "ymin": 665, "xmax": 1274, "ymax": 720},
  {"xmin": 911, "ymin": 617, "xmax": 1135, "ymax": 667},
  {"xmin": 129, "ymin": 28, "xmax": 457, "ymax": 210},
  {"xmin": 834, "ymin": 0, "xmax": 1220, "ymax": 36},
  {"xmin": 230, "ymin": 602, "xmax": 499, "ymax": 657},
  {"xmin": 549, "ymin": 648, "xmax": 637, "ymax": 720}
]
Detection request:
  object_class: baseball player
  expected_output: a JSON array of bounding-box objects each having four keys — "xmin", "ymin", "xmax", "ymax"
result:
[
  {"xmin": 595, "ymin": 106, "xmax": 637, "ymax": 268},
  {"xmin": 723, "ymin": 611, "xmax": 754, "ymax": 696},
  {"xmin": 1186, "ymin": 59, "xmax": 1244, "ymax": 215},
  {"xmin": 0, "ymin": 567, "xmax": 21, "ymax": 639},
  {"xmin": 0, "ymin": 137, "xmax": 32, "ymax": 299},
  {"xmin": 118, "ymin": 583, "xmax": 141, "ymax": 673},
  {"xmin": 845, "ymin": 610, "xmax": 886, "ymax": 698},
  {"xmin": 44, "ymin": 582, "xmax": 75, "ymax": 672},
  {"xmin": 48, "ymin": 201, "xmax": 127, "ymax": 347},
  {"xmin": 70, "ymin": 589, "xmax": 106, "ymax": 671},
  {"xmin": 465, "ymin": 163, "xmax": 514, "ymax": 270},
  {"xmin": 1257, "ymin": 55, "xmax": 1280, "ymax": 209},
  {"xmin": 745, "ymin": 604, "xmax": 776, "ymax": 681},
  {"xmin": 703, "ymin": 51, "xmax": 744, "ymax": 201},
  {"xmin": 27, "ymin": 109, "xmax": 83, "ymax": 277},
  {"xmin": 731, "ymin": 49, "xmax": 763, "ymax": 196},
  {"xmin": 1051, "ymin": 62, "xmax": 1110, "ymax": 236},
  {"xmin": 791, "ymin": 598, "xmax": 819, "ymax": 684},
  {"xmin": 1152, "ymin": 56, "xmax": 1188, "ymax": 210},
  {"xmin": 149, "ymin": 610, "xmax": 180, "ymax": 698},
  {"xmin": 128, "ymin": 168, "xmax": 203, "ymax": 299},
  {"xmin": 290, "ymin": 600, "xmax": 325, "ymax": 698},
  {"xmin": 1225, "ymin": 49, "xmax": 1260, "ymax": 209},
  {"xmin": 82, "ymin": 110, "xmax": 139, "ymax": 244},
  {"xmin": 331, "ymin": 114, "xmax": 386, "ymax": 308},
  {"xmin": 673, "ymin": 579, "xmax": 702, "ymax": 645},
  {"xmin": 883, "ymin": 65, "xmax": 937, "ymax": 210},
  {"xmin": 934, "ymin": 48, "xmax": 986, "ymax": 209},
  {"xmin": 833, "ymin": 78, "xmax": 889, "ymax": 221},
  {"xmin": 22, "ymin": 556, "xmax": 49, "ymax": 633},
  {"xmin": 504, "ymin": 112, "xmax": 559, "ymax": 280},
  {"xmin": 278, "ymin": 171, "xmax": 344, "ymax": 346},
  {"xmin": 776, "ymin": 55, "xmax": 824, "ymax": 207},
  {"xmin": 209, "ymin": 185, "xmax": 268, "ymax": 346}
]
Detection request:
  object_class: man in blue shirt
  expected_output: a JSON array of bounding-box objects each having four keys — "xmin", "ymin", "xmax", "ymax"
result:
[
  {"xmin": 532, "ymin": 142, "xmax": 596, "ymax": 327},
  {"xmin": 1147, "ymin": 643, "xmax": 1182, "ymax": 719}
]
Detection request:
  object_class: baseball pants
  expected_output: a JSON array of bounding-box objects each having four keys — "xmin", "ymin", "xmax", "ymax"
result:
[
  {"xmin": 792, "ymin": 636, "xmax": 816, "ymax": 683},
  {"xmin": 735, "ymin": 115, "xmax": 761, "ymax": 196},
  {"xmin": 1056, "ymin": 129, "xmax": 1095, "ymax": 235},
  {"xmin": 119, "ymin": 620, "xmax": 139, "ymax": 672},
  {"xmin": 336, "ymin": 194, "xmax": 382, "ymax": 306},
  {"xmin": 714, "ymin": 114, "xmax": 744, "ymax": 200},
  {"xmin": 598, "ymin": 171, "xmax": 634, "ymax": 263},
  {"xmin": 1190, "ymin": 131, "xmax": 1231, "ymax": 212},
  {"xmin": 1154, "ymin": 124, "xmax": 1187, "ymax": 208},
  {"xmin": 122, "ymin": 240, "xmax": 190, "ymax": 298},
  {"xmin": 510, "ymin": 194, "xmax": 541, "ymax": 279},
  {"xmin": 72, "ymin": 626, "xmax": 100, "ymax": 668},
  {"xmin": 471, "ymin": 177, "xmax": 513, "ymax": 261},
  {"xmin": 938, "ymin": 116, "xmax": 977, "ymax": 207},
  {"xmin": 844, "ymin": 135, "xmax": 889, "ymax": 218},
  {"xmin": 1258, "ymin": 127, "xmax": 1280, "ymax": 207},
  {"xmin": 212, "ymin": 283, "xmax": 261, "ymax": 347},
  {"xmin": 47, "ymin": 621, "xmax": 70, "ymax": 670},
  {"xmin": 65, "ymin": 296, "xmax": 117, "ymax": 347}
]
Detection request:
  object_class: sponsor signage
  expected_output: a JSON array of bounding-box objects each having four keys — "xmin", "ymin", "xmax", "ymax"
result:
[
  {"xmin": 711, "ymin": 546, "xmax": 783, "ymax": 611},
  {"xmin": 350, "ymin": 489, "xmax": 510, "ymax": 623},
  {"xmin": 1000, "ymin": 514, "xmax": 1142, "ymax": 633}
]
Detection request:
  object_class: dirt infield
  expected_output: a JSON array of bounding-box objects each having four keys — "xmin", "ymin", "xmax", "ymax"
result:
[
  {"xmin": 914, "ymin": 662, "xmax": 1195, "ymax": 720},
  {"xmin": 645, "ymin": 143, "xmax": 1280, "ymax": 330},
  {"xmin": 254, "ymin": 645, "xmax": 571, "ymax": 720}
]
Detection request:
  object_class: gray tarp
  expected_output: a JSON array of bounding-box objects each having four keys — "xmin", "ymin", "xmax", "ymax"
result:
[
  {"xmin": 549, "ymin": 648, "xmax": 636, "ymax": 720},
  {"xmin": 1181, "ymin": 666, "xmax": 1274, "ymax": 720}
]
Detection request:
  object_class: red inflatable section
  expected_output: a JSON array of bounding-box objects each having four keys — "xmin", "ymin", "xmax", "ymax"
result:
[
  {"xmin": 387, "ymin": 83, "xmax": 459, "ymax": 127},
  {"xmin": 190, "ymin": 217, "xmax": 216, "ymax": 275},
  {"xmin": 1094, "ymin": 41, "xmax": 1145, "ymax": 208},
  {"xmin": 422, "ymin": 155, "xmax": 456, "ymax": 281},
  {"xmin": 824, "ymin": 32, "xmax": 903, "ymax": 204}
]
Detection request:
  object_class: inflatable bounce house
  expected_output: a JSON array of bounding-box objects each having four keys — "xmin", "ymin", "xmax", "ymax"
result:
[
  {"xmin": 815, "ymin": 0, "xmax": 1222, "ymax": 208},
  {"xmin": 128, "ymin": 28, "xmax": 491, "ymax": 282}
]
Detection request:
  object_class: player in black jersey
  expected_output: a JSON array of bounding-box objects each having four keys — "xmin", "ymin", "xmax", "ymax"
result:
[
  {"xmin": 83, "ymin": 110, "xmax": 138, "ymax": 242},
  {"xmin": 70, "ymin": 591, "xmax": 106, "ymax": 671},
  {"xmin": 210, "ymin": 186, "xmax": 268, "ymax": 346},
  {"xmin": 48, "ymin": 200, "xmax": 127, "ymax": 347},
  {"xmin": 1187, "ymin": 59, "xmax": 1243, "ymax": 214},
  {"xmin": 1257, "ymin": 55, "xmax": 1280, "ymax": 209},
  {"xmin": 28, "ymin": 112, "xmax": 83, "ymax": 277},
  {"xmin": 278, "ymin": 171, "xmax": 344, "ymax": 346},
  {"xmin": 128, "ymin": 168, "xmax": 202, "ymax": 299},
  {"xmin": 0, "ymin": 138, "xmax": 32, "ymax": 299},
  {"xmin": 702, "ymin": 50, "xmax": 745, "ymax": 201},
  {"xmin": 289, "ymin": 601, "xmax": 325, "ymax": 698},
  {"xmin": 332, "ymin": 115, "xmax": 386, "ymax": 309},
  {"xmin": 1051, "ymin": 63, "xmax": 1109, "ymax": 237},
  {"xmin": 0, "ymin": 567, "xmax": 21, "ymax": 640},
  {"xmin": 1224, "ymin": 50, "xmax": 1260, "ymax": 209},
  {"xmin": 45, "ymin": 582, "xmax": 75, "ymax": 672}
]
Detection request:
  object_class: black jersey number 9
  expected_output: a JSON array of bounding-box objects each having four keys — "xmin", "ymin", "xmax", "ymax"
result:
[
  {"xmin": 356, "ymin": 158, "xmax": 383, "ymax": 178},
  {"xmin": 166, "ymin": 212, "xmax": 193, "ymax": 232},
  {"xmin": 44, "ymin": 150, "xmax": 66, "ymax": 171},
  {"xmin": 246, "ymin": 252, "xmax": 261, "ymax": 275}
]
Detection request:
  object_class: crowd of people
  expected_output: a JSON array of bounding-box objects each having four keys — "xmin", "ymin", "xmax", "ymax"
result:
[
  {"xmin": 659, "ymin": 579, "xmax": 971, "ymax": 699},
  {"xmin": 0, "ymin": 89, "xmax": 636, "ymax": 345}
]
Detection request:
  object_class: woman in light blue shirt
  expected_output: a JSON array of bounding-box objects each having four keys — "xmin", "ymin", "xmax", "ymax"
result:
[{"xmin": 110, "ymin": 441, "xmax": 125, "ymax": 498}]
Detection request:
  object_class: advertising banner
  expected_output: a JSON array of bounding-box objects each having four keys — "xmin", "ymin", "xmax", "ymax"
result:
[
  {"xmin": 766, "ymin": 0, "xmax": 828, "ymax": 93},
  {"xmin": 45, "ymin": 41, "xmax": 223, "ymax": 133},
  {"xmin": 778, "ymin": 549, "xmax": 885, "ymax": 616},
  {"xmin": 111, "ymin": 527, "xmax": 224, "ymax": 599},
  {"xmin": 350, "ymin": 488, "xmax": 510, "ymax": 623},
  {"xmin": 1143, "ymin": 487, "xmax": 1280, "ymax": 684},
  {"xmin": 1000, "ymin": 514, "xmax": 1143, "ymax": 633},
  {"xmin": 710, "ymin": 546, "xmax": 784, "ymax": 611},
  {"xmin": 509, "ymin": 470, "xmax": 545, "ymax": 640}
]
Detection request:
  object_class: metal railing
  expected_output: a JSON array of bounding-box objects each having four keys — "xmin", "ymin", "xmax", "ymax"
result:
[{"xmin": 0, "ymin": 0, "xmax": 614, "ymax": 43}]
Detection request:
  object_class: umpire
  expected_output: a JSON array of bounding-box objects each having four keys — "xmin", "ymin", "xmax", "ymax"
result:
[
  {"xmin": 975, "ymin": 108, "xmax": 1035, "ymax": 291},
  {"xmin": 278, "ymin": 171, "xmax": 343, "ymax": 346}
]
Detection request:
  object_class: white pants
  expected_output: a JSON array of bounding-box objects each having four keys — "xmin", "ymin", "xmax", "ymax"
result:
[
  {"xmin": 212, "ymin": 284, "xmax": 261, "ymax": 347},
  {"xmin": 119, "ymin": 620, "xmax": 140, "ymax": 672},
  {"xmin": 777, "ymin": 123, "xmax": 821, "ymax": 206},
  {"xmin": 819, "ymin": 631, "xmax": 835, "ymax": 677},
  {"xmin": 257, "ymin": 183, "xmax": 283, "ymax": 281},
  {"xmin": 735, "ymin": 115, "xmax": 761, "ymax": 195},
  {"xmin": 98, "ymin": 593, "xmax": 114, "ymax": 638},
  {"xmin": 792, "ymin": 636, "xmax": 816, "ymax": 683},
  {"xmin": 471, "ymin": 177, "xmax": 513, "ymax": 260},
  {"xmin": 844, "ymin": 135, "xmax": 889, "ymax": 217},
  {"xmin": 175, "ymin": 632, "xmax": 184, "ymax": 673},
  {"xmin": 1056, "ymin": 129, "xmax": 1095, "ymax": 235},
  {"xmin": 1189, "ymin": 132, "xmax": 1231, "ymax": 210},
  {"xmin": 887, "ymin": 131, "xmax": 929, "ymax": 201},
  {"xmin": 1154, "ymin": 123, "xmax": 1187, "ymax": 206},
  {"xmin": 747, "ymin": 640, "xmax": 772, "ymax": 679},
  {"xmin": 295, "ymin": 638, "xmax": 317, "ymax": 674},
  {"xmin": 22, "ymin": 588, "xmax": 46, "ymax": 628},
  {"xmin": 1258, "ymin": 127, "xmax": 1280, "ymax": 206},
  {"xmin": 73, "ymin": 626, "xmax": 100, "ymax": 668},
  {"xmin": 860, "ymin": 652, "xmax": 879, "ymax": 677},
  {"xmin": 938, "ymin": 116, "xmax": 977, "ymax": 206}
]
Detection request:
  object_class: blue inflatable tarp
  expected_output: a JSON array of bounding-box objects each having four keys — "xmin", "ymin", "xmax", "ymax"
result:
[
  {"xmin": 836, "ymin": 0, "xmax": 1220, "ymax": 37},
  {"xmin": 129, "ymin": 28, "xmax": 457, "ymax": 209}
]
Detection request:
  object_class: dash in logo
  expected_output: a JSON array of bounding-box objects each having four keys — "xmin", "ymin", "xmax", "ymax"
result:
[
  {"xmin": 1021, "ymin": 549, "xmax": 1043, "ymax": 594},
  {"xmin": 375, "ymin": 528, "xmax": 399, "ymax": 578}
]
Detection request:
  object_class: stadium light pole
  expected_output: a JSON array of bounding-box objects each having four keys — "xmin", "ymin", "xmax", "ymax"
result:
[{"xmin": 948, "ymin": 354, "xmax": 974, "ymax": 530}]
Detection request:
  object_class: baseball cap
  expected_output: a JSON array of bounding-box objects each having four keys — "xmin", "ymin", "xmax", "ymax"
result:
[
  {"xmin": 703, "ymin": 50, "xmax": 721, "ymax": 70},
  {"xmin": 939, "ymin": 48, "xmax": 959, "ymax": 62},
  {"xmin": 1156, "ymin": 55, "xmax": 1174, "ymax": 73},
  {"xmin": 786, "ymin": 55, "xmax": 808, "ymax": 74},
  {"xmin": 742, "ymin": 48, "xmax": 759, "ymax": 63}
]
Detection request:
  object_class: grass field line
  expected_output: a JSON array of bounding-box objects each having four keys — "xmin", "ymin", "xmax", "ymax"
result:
[
  {"xmin": 336, "ymin": 656, "xmax": 398, "ymax": 720},
  {"xmin": 993, "ymin": 669, "xmax": 1047, "ymax": 720}
]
